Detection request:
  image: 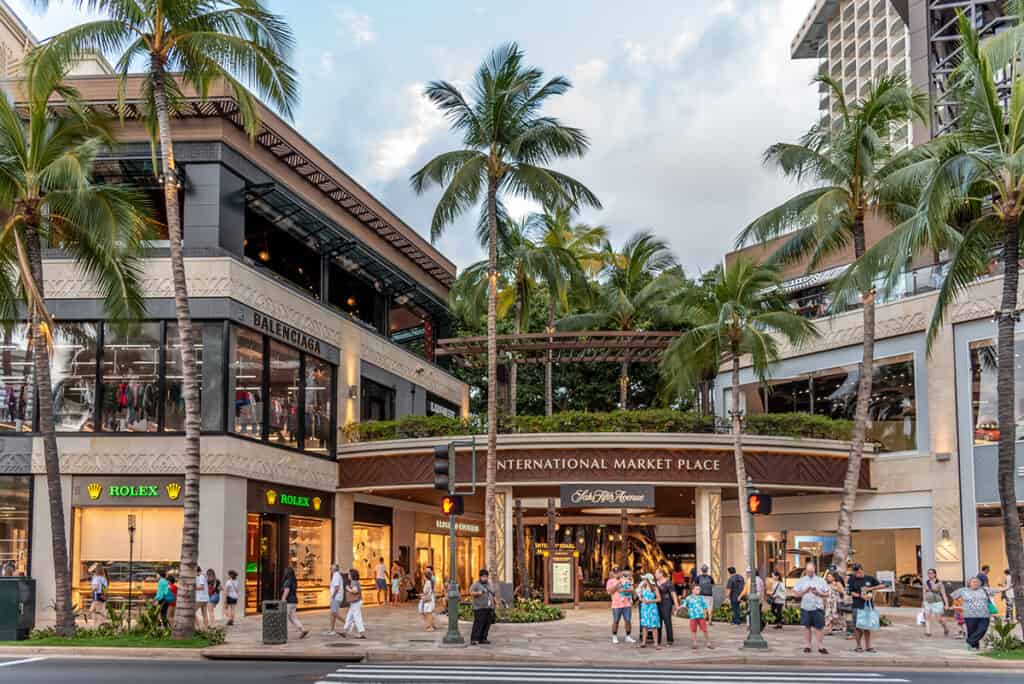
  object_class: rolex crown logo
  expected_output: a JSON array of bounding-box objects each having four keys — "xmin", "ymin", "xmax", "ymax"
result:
[
  {"xmin": 166, "ymin": 482, "xmax": 182, "ymax": 501},
  {"xmin": 266, "ymin": 489, "xmax": 277, "ymax": 505},
  {"xmin": 312, "ymin": 496, "xmax": 321, "ymax": 512},
  {"xmin": 86, "ymin": 482, "xmax": 102, "ymax": 500}
]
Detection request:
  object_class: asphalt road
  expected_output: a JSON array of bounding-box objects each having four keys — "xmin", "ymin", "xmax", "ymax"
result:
[{"xmin": 1, "ymin": 658, "xmax": 1021, "ymax": 684}]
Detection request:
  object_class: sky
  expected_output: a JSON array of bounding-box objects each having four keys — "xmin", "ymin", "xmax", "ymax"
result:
[{"xmin": 9, "ymin": 0, "xmax": 820, "ymax": 276}]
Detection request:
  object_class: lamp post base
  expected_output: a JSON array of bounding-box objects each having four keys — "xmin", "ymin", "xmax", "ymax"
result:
[{"xmin": 743, "ymin": 595, "xmax": 769, "ymax": 649}]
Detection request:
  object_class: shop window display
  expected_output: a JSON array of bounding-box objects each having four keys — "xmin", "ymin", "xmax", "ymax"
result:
[
  {"xmin": 304, "ymin": 357, "xmax": 333, "ymax": 454},
  {"xmin": 414, "ymin": 531, "xmax": 482, "ymax": 596},
  {"xmin": 164, "ymin": 322, "xmax": 200, "ymax": 432},
  {"xmin": 353, "ymin": 524, "xmax": 390, "ymax": 605},
  {"xmin": 0, "ymin": 325, "xmax": 33, "ymax": 432},
  {"xmin": 230, "ymin": 326, "xmax": 264, "ymax": 440},
  {"xmin": 0, "ymin": 475, "xmax": 30, "ymax": 574},
  {"xmin": 52, "ymin": 323, "xmax": 99, "ymax": 432},
  {"xmin": 268, "ymin": 341, "xmax": 300, "ymax": 449},
  {"xmin": 970, "ymin": 338, "xmax": 1024, "ymax": 444},
  {"xmin": 101, "ymin": 323, "xmax": 161, "ymax": 432},
  {"xmin": 289, "ymin": 515, "xmax": 331, "ymax": 608}
]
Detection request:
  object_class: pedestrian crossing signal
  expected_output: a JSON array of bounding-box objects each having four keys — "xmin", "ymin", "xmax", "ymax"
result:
[
  {"xmin": 441, "ymin": 494, "xmax": 464, "ymax": 516},
  {"xmin": 747, "ymin": 492, "xmax": 772, "ymax": 515}
]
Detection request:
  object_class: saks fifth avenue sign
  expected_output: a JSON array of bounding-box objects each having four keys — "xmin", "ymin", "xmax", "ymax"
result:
[{"xmin": 560, "ymin": 484, "xmax": 654, "ymax": 508}]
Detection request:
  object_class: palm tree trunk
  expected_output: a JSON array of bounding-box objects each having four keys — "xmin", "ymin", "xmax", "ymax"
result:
[
  {"xmin": 484, "ymin": 180, "xmax": 499, "ymax": 576},
  {"xmin": 151, "ymin": 58, "xmax": 201, "ymax": 640},
  {"xmin": 545, "ymin": 299, "xmax": 554, "ymax": 417},
  {"xmin": 24, "ymin": 223, "xmax": 74, "ymax": 636},
  {"xmin": 833, "ymin": 284, "xmax": 875, "ymax": 571},
  {"xmin": 994, "ymin": 217, "xmax": 1024, "ymax": 633},
  {"xmin": 731, "ymin": 351, "xmax": 752, "ymax": 575},
  {"xmin": 619, "ymin": 357, "xmax": 629, "ymax": 410},
  {"xmin": 509, "ymin": 293, "xmax": 521, "ymax": 418}
]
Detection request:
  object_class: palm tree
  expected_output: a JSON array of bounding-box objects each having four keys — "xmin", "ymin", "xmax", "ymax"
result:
[
  {"xmin": 34, "ymin": 0, "xmax": 299, "ymax": 638},
  {"xmin": 526, "ymin": 206, "xmax": 607, "ymax": 415},
  {"xmin": 0, "ymin": 61, "xmax": 150, "ymax": 635},
  {"xmin": 661, "ymin": 259, "xmax": 818, "ymax": 579},
  {"xmin": 411, "ymin": 43, "xmax": 599, "ymax": 574},
  {"xmin": 736, "ymin": 73, "xmax": 926, "ymax": 571},
  {"xmin": 865, "ymin": 11, "xmax": 1024, "ymax": 627},
  {"xmin": 558, "ymin": 232, "xmax": 680, "ymax": 408}
]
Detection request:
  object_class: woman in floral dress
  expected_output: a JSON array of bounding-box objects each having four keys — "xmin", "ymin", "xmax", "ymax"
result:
[
  {"xmin": 638, "ymin": 573, "xmax": 663, "ymax": 650},
  {"xmin": 824, "ymin": 571, "xmax": 846, "ymax": 634}
]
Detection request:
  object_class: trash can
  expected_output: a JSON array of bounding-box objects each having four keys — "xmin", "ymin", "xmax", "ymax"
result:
[
  {"xmin": 261, "ymin": 600, "xmax": 287, "ymax": 645},
  {"xmin": 0, "ymin": 577, "xmax": 36, "ymax": 640}
]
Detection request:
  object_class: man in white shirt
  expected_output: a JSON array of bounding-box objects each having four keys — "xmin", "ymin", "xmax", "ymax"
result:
[
  {"xmin": 792, "ymin": 561, "xmax": 830, "ymax": 655},
  {"xmin": 326, "ymin": 564, "xmax": 345, "ymax": 636},
  {"xmin": 375, "ymin": 557, "xmax": 388, "ymax": 605}
]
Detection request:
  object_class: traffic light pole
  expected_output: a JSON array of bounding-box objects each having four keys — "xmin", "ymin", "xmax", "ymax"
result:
[
  {"xmin": 438, "ymin": 437, "xmax": 475, "ymax": 646},
  {"xmin": 443, "ymin": 505, "xmax": 463, "ymax": 645},
  {"xmin": 743, "ymin": 477, "xmax": 768, "ymax": 649}
]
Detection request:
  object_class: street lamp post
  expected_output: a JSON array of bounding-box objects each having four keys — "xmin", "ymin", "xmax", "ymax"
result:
[
  {"xmin": 742, "ymin": 478, "xmax": 767, "ymax": 649},
  {"xmin": 127, "ymin": 514, "xmax": 136, "ymax": 631},
  {"xmin": 443, "ymin": 503, "xmax": 463, "ymax": 644}
]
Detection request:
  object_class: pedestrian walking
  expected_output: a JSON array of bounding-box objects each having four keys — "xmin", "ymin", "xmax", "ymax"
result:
[
  {"xmin": 418, "ymin": 567, "xmax": 436, "ymax": 631},
  {"xmin": 194, "ymin": 565, "xmax": 210, "ymax": 630},
  {"xmin": 375, "ymin": 557, "xmax": 388, "ymax": 605},
  {"xmin": 390, "ymin": 561, "xmax": 403, "ymax": 605},
  {"xmin": 89, "ymin": 566, "xmax": 108, "ymax": 624},
  {"xmin": 168, "ymin": 575, "xmax": 178, "ymax": 623},
  {"xmin": 637, "ymin": 573, "xmax": 662, "ymax": 650},
  {"xmin": 1000, "ymin": 569, "xmax": 1014, "ymax": 622},
  {"xmin": 682, "ymin": 584, "xmax": 714, "ymax": 650},
  {"xmin": 341, "ymin": 568, "xmax": 367, "ymax": 638},
  {"xmin": 154, "ymin": 570, "xmax": 173, "ymax": 629},
  {"xmin": 671, "ymin": 562, "xmax": 686, "ymax": 598},
  {"xmin": 326, "ymin": 563, "xmax": 345, "ymax": 636},
  {"xmin": 606, "ymin": 566, "xmax": 635, "ymax": 644},
  {"xmin": 922, "ymin": 568, "xmax": 950, "ymax": 637},
  {"xmin": 224, "ymin": 570, "xmax": 239, "ymax": 626},
  {"xmin": 951, "ymin": 577, "xmax": 998, "ymax": 651},
  {"xmin": 280, "ymin": 566, "xmax": 309, "ymax": 639},
  {"xmin": 977, "ymin": 565, "xmax": 991, "ymax": 587},
  {"xmin": 824, "ymin": 571, "xmax": 844, "ymax": 635},
  {"xmin": 470, "ymin": 568, "xmax": 496, "ymax": 645},
  {"xmin": 726, "ymin": 567, "xmax": 744, "ymax": 625},
  {"xmin": 847, "ymin": 564, "xmax": 881, "ymax": 652},
  {"xmin": 655, "ymin": 568, "xmax": 679, "ymax": 646},
  {"xmin": 792, "ymin": 561, "xmax": 830, "ymax": 654},
  {"xmin": 745, "ymin": 568, "xmax": 765, "ymax": 627},
  {"xmin": 769, "ymin": 571, "xmax": 787, "ymax": 629},
  {"xmin": 695, "ymin": 564, "xmax": 715, "ymax": 598},
  {"xmin": 206, "ymin": 569, "xmax": 222, "ymax": 627}
]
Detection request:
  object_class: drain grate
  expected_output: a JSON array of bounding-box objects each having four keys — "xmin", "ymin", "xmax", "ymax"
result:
[
  {"xmin": 408, "ymin": 638, "xmax": 436, "ymax": 643},
  {"xmin": 324, "ymin": 641, "xmax": 358, "ymax": 648}
]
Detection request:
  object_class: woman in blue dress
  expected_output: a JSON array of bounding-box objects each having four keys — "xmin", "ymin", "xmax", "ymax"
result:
[{"xmin": 638, "ymin": 573, "xmax": 662, "ymax": 649}]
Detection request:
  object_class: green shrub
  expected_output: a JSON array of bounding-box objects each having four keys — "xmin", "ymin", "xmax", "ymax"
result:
[
  {"xmin": 986, "ymin": 618, "xmax": 1024, "ymax": 652},
  {"xmin": 347, "ymin": 409, "xmax": 853, "ymax": 443},
  {"xmin": 457, "ymin": 598, "xmax": 564, "ymax": 624}
]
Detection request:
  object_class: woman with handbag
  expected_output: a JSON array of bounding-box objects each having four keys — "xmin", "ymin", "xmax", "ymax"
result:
[
  {"xmin": 922, "ymin": 568, "xmax": 950, "ymax": 637},
  {"xmin": 848, "ymin": 564, "xmax": 881, "ymax": 653},
  {"xmin": 769, "ymin": 571, "xmax": 787, "ymax": 629},
  {"xmin": 418, "ymin": 567, "xmax": 436, "ymax": 631},
  {"xmin": 951, "ymin": 577, "xmax": 999, "ymax": 650},
  {"xmin": 655, "ymin": 568, "xmax": 679, "ymax": 646}
]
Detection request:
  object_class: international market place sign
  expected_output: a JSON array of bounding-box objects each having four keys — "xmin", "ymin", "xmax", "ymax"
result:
[{"xmin": 71, "ymin": 476, "xmax": 185, "ymax": 507}]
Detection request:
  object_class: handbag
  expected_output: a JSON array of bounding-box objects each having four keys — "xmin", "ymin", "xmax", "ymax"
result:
[
  {"xmin": 855, "ymin": 600, "xmax": 880, "ymax": 631},
  {"xmin": 988, "ymin": 599, "xmax": 999, "ymax": 615}
]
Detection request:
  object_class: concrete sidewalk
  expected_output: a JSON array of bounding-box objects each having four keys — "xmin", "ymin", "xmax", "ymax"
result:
[{"xmin": 197, "ymin": 602, "xmax": 1019, "ymax": 669}]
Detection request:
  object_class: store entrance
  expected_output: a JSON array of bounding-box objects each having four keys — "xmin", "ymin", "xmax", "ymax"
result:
[{"xmin": 246, "ymin": 513, "xmax": 284, "ymax": 614}]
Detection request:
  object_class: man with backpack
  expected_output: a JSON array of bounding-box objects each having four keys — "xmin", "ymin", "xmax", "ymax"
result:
[
  {"xmin": 695, "ymin": 564, "xmax": 715, "ymax": 599},
  {"xmin": 726, "ymin": 567, "xmax": 746, "ymax": 625}
]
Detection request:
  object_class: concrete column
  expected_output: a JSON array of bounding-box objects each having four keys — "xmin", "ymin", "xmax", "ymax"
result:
[
  {"xmin": 198, "ymin": 475, "xmax": 247, "ymax": 621},
  {"xmin": 31, "ymin": 473, "xmax": 72, "ymax": 620},
  {"xmin": 336, "ymin": 492, "xmax": 355, "ymax": 570},
  {"xmin": 695, "ymin": 487, "xmax": 722, "ymax": 582}
]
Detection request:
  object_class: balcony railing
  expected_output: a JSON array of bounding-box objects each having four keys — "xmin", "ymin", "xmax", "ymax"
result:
[{"xmin": 788, "ymin": 262, "xmax": 951, "ymax": 319}]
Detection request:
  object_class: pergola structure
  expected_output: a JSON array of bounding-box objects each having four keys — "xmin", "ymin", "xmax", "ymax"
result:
[{"xmin": 435, "ymin": 330, "xmax": 681, "ymax": 366}]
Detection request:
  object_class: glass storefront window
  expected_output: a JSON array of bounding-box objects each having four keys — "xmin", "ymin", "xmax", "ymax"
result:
[
  {"xmin": 969, "ymin": 338, "xmax": 1024, "ymax": 444},
  {"xmin": 353, "ymin": 523, "xmax": 390, "ymax": 606},
  {"xmin": 413, "ymin": 531, "xmax": 482, "ymax": 595},
  {"xmin": 71, "ymin": 507, "xmax": 183, "ymax": 612},
  {"xmin": 741, "ymin": 354, "xmax": 917, "ymax": 452},
  {"xmin": 268, "ymin": 341, "xmax": 300, "ymax": 449},
  {"xmin": 0, "ymin": 475, "xmax": 30, "ymax": 575},
  {"xmin": 304, "ymin": 357, "xmax": 332, "ymax": 454},
  {"xmin": 164, "ymin": 322, "xmax": 201, "ymax": 432},
  {"xmin": 0, "ymin": 325, "xmax": 33, "ymax": 432},
  {"xmin": 290, "ymin": 516, "xmax": 331, "ymax": 609},
  {"xmin": 230, "ymin": 326, "xmax": 264, "ymax": 440},
  {"xmin": 52, "ymin": 323, "xmax": 99, "ymax": 432},
  {"xmin": 101, "ymin": 323, "xmax": 161, "ymax": 432}
]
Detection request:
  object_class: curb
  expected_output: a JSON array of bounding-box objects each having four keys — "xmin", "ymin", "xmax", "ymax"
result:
[
  {"xmin": 201, "ymin": 647, "xmax": 366, "ymax": 662},
  {"xmin": 0, "ymin": 646, "xmax": 204, "ymax": 660}
]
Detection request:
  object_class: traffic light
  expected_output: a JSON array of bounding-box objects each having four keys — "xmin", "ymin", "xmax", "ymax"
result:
[
  {"xmin": 747, "ymin": 492, "xmax": 772, "ymax": 515},
  {"xmin": 433, "ymin": 444, "xmax": 452, "ymax": 492},
  {"xmin": 441, "ymin": 494, "xmax": 464, "ymax": 516}
]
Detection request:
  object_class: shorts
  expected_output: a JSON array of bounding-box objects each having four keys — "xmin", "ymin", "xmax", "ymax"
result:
[
  {"xmin": 330, "ymin": 599, "xmax": 343, "ymax": 614},
  {"xmin": 418, "ymin": 599, "xmax": 435, "ymax": 614},
  {"xmin": 926, "ymin": 601, "xmax": 945, "ymax": 615},
  {"xmin": 376, "ymin": 578, "xmax": 387, "ymax": 590},
  {"xmin": 226, "ymin": 597, "xmax": 238, "ymax": 606},
  {"xmin": 689, "ymin": 618, "xmax": 708, "ymax": 633},
  {"xmin": 391, "ymin": 579, "xmax": 401, "ymax": 593},
  {"xmin": 800, "ymin": 609, "xmax": 825, "ymax": 630},
  {"xmin": 612, "ymin": 606, "xmax": 632, "ymax": 625}
]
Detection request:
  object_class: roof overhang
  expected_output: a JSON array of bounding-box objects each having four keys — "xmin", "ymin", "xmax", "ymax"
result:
[{"xmin": 791, "ymin": 0, "xmax": 842, "ymax": 59}]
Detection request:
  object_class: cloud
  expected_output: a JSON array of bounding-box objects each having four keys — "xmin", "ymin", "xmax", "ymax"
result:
[
  {"xmin": 336, "ymin": 7, "xmax": 375, "ymax": 47},
  {"xmin": 368, "ymin": 84, "xmax": 447, "ymax": 181}
]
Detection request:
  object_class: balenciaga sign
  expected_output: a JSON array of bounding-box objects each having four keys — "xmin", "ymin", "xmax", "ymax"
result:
[
  {"xmin": 560, "ymin": 484, "xmax": 655, "ymax": 508},
  {"xmin": 252, "ymin": 311, "xmax": 322, "ymax": 355}
]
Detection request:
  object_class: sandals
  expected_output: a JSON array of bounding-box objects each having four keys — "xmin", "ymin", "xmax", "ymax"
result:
[
  {"xmin": 803, "ymin": 647, "xmax": 812, "ymax": 654},
  {"xmin": 819, "ymin": 648, "xmax": 829, "ymax": 654},
  {"xmin": 854, "ymin": 647, "xmax": 864, "ymax": 653},
  {"xmin": 866, "ymin": 648, "xmax": 877, "ymax": 653}
]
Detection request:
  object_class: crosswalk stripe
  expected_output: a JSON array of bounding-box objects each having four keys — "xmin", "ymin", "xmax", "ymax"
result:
[
  {"xmin": 323, "ymin": 668, "xmax": 910, "ymax": 684},
  {"xmin": 0, "ymin": 657, "xmax": 47, "ymax": 668},
  {"xmin": 332, "ymin": 665, "xmax": 892, "ymax": 677}
]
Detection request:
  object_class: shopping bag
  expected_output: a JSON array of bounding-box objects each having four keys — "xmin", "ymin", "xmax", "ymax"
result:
[
  {"xmin": 856, "ymin": 601, "xmax": 880, "ymax": 631},
  {"xmin": 988, "ymin": 600, "xmax": 999, "ymax": 616},
  {"xmin": 916, "ymin": 609, "xmax": 926, "ymax": 626}
]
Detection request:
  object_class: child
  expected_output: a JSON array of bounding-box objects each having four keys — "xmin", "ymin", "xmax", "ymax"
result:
[
  {"xmin": 619, "ymin": 571, "xmax": 634, "ymax": 604},
  {"xmin": 952, "ymin": 594, "xmax": 965, "ymax": 639},
  {"xmin": 224, "ymin": 570, "xmax": 239, "ymax": 626},
  {"xmin": 682, "ymin": 584, "xmax": 714, "ymax": 650}
]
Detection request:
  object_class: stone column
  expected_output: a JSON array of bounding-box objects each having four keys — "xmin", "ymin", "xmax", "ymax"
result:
[
  {"xmin": 198, "ymin": 475, "xmax": 247, "ymax": 620},
  {"xmin": 336, "ymin": 492, "xmax": 355, "ymax": 570},
  {"xmin": 31, "ymin": 473, "xmax": 72, "ymax": 621},
  {"xmin": 695, "ymin": 487, "xmax": 723, "ymax": 582},
  {"xmin": 494, "ymin": 488, "xmax": 512, "ymax": 582}
]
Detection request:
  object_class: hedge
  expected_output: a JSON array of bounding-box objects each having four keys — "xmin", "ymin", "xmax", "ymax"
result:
[{"xmin": 343, "ymin": 409, "xmax": 853, "ymax": 443}]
